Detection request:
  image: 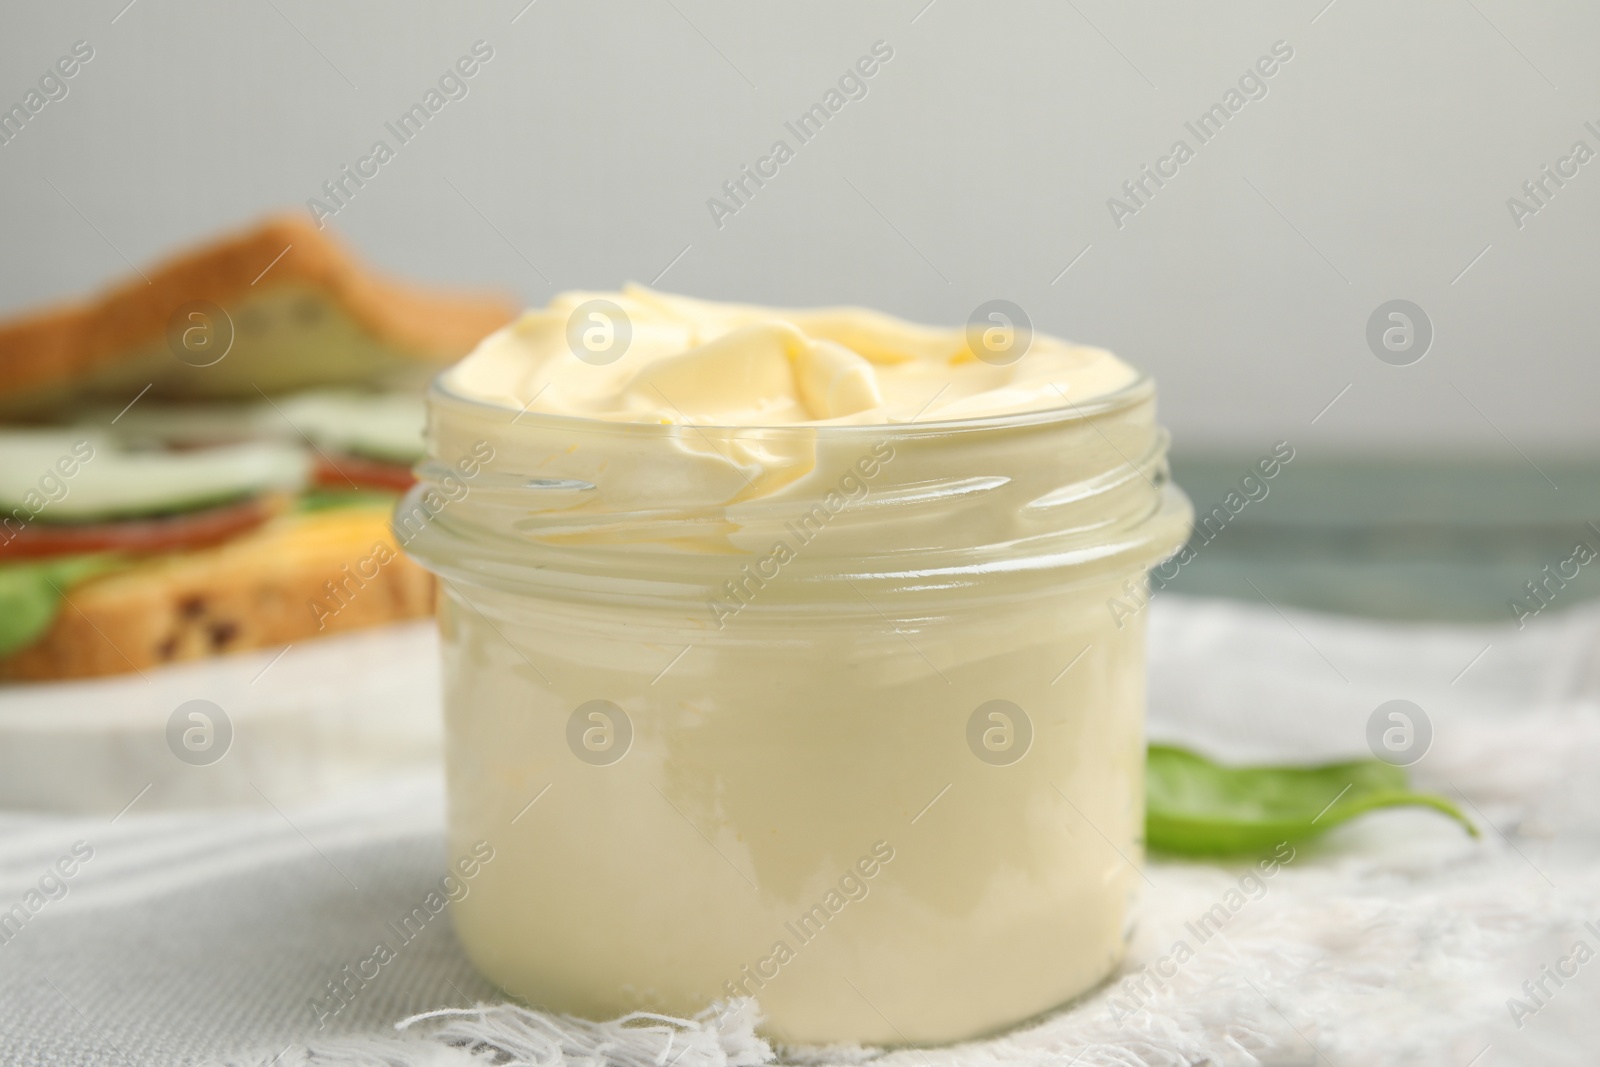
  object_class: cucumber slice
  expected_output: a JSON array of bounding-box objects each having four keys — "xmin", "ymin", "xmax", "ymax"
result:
[
  {"xmin": 91, "ymin": 389, "xmax": 426, "ymax": 465},
  {"xmin": 0, "ymin": 431, "xmax": 309, "ymax": 522},
  {"xmin": 272, "ymin": 390, "xmax": 425, "ymax": 464}
]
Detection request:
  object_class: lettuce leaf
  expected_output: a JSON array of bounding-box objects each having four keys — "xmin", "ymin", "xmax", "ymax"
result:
[
  {"xmin": 1146, "ymin": 743, "xmax": 1477, "ymax": 856},
  {"xmin": 0, "ymin": 555, "xmax": 126, "ymax": 658}
]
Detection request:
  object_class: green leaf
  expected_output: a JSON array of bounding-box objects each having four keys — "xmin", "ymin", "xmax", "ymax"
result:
[
  {"xmin": 1145, "ymin": 743, "xmax": 1478, "ymax": 857},
  {"xmin": 294, "ymin": 488, "xmax": 398, "ymax": 512},
  {"xmin": 0, "ymin": 554, "xmax": 127, "ymax": 658}
]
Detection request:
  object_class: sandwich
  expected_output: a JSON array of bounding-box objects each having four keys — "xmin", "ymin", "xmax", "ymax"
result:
[{"xmin": 0, "ymin": 216, "xmax": 515, "ymax": 681}]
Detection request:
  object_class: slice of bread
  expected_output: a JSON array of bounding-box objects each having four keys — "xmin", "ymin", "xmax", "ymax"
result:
[
  {"xmin": 0, "ymin": 505, "xmax": 434, "ymax": 681},
  {"xmin": 0, "ymin": 216, "xmax": 516, "ymax": 416}
]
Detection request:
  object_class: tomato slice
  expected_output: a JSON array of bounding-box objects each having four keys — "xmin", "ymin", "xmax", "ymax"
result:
[
  {"xmin": 313, "ymin": 453, "xmax": 416, "ymax": 492},
  {"xmin": 0, "ymin": 497, "xmax": 278, "ymax": 561}
]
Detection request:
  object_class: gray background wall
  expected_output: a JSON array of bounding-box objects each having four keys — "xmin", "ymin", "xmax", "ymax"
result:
[{"xmin": 3, "ymin": 0, "xmax": 1598, "ymax": 460}]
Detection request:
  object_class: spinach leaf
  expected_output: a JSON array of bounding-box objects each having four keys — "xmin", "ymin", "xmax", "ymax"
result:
[
  {"xmin": 1146, "ymin": 743, "xmax": 1477, "ymax": 856},
  {"xmin": 0, "ymin": 555, "xmax": 126, "ymax": 658}
]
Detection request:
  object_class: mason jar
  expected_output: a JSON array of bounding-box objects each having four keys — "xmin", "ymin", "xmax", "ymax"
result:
[{"xmin": 399, "ymin": 370, "xmax": 1190, "ymax": 1045}]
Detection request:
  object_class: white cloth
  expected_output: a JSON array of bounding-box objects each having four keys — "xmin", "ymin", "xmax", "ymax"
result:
[
  {"xmin": 2, "ymin": 597, "xmax": 1598, "ymax": 1066},
  {"xmin": 0, "ymin": 622, "xmax": 443, "ymax": 813}
]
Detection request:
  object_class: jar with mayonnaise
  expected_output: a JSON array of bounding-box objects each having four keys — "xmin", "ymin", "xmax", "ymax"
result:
[{"xmin": 398, "ymin": 288, "xmax": 1191, "ymax": 1045}]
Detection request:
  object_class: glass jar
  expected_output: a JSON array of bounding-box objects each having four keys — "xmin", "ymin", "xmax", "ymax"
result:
[{"xmin": 399, "ymin": 373, "xmax": 1190, "ymax": 1046}]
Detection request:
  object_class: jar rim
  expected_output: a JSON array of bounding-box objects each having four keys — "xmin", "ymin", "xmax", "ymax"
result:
[
  {"xmin": 408, "ymin": 366, "xmax": 1191, "ymax": 607},
  {"xmin": 428, "ymin": 369, "xmax": 1156, "ymax": 440}
]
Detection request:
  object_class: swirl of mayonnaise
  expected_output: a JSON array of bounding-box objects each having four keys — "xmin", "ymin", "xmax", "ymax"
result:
[
  {"xmin": 419, "ymin": 287, "xmax": 1185, "ymax": 575},
  {"xmin": 442, "ymin": 286, "xmax": 1139, "ymax": 426}
]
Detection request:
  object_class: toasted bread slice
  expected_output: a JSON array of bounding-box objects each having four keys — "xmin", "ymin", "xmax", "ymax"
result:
[
  {"xmin": 0, "ymin": 505, "xmax": 434, "ymax": 681},
  {"xmin": 0, "ymin": 216, "xmax": 516, "ymax": 416}
]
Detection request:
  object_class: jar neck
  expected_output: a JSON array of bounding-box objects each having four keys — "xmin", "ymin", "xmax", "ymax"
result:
[{"xmin": 398, "ymin": 378, "xmax": 1191, "ymax": 608}]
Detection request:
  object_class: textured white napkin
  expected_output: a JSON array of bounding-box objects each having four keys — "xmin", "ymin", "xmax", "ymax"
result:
[
  {"xmin": 0, "ymin": 622, "xmax": 442, "ymax": 813},
  {"xmin": 1, "ymin": 596, "xmax": 1597, "ymax": 1066}
]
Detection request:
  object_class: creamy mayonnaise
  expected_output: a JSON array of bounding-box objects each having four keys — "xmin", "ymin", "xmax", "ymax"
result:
[
  {"xmin": 444, "ymin": 286, "xmax": 1140, "ymax": 426},
  {"xmin": 404, "ymin": 290, "xmax": 1190, "ymax": 1045}
]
